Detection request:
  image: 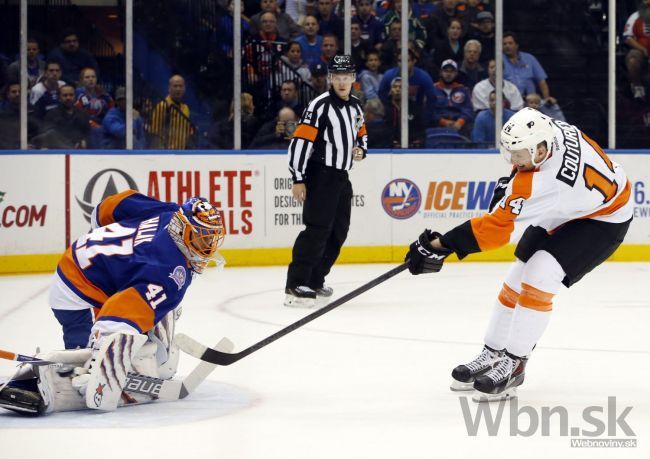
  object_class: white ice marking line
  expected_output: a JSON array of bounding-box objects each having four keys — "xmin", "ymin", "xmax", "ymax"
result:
[
  {"xmin": 213, "ymin": 283, "xmax": 650, "ymax": 355},
  {"xmin": 0, "ymin": 285, "xmax": 50, "ymax": 321}
]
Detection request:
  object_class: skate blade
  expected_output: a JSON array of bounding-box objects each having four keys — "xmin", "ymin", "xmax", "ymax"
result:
[
  {"xmin": 472, "ymin": 387, "xmax": 517, "ymax": 403},
  {"xmin": 450, "ymin": 380, "xmax": 475, "ymax": 391},
  {"xmin": 284, "ymin": 295, "xmax": 315, "ymax": 308},
  {"xmin": 315, "ymin": 296, "xmax": 331, "ymax": 306},
  {"xmin": 0, "ymin": 390, "xmax": 43, "ymax": 415},
  {"xmin": 0, "ymin": 401, "xmax": 40, "ymax": 415}
]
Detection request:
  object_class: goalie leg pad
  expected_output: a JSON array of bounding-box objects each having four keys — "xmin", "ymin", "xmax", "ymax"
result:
[
  {"xmin": 147, "ymin": 309, "xmax": 181, "ymax": 380},
  {"xmin": 81, "ymin": 332, "xmax": 147, "ymax": 411}
]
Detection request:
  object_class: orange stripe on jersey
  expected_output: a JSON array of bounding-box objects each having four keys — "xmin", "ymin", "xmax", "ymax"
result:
[
  {"xmin": 498, "ymin": 283, "xmax": 520, "ymax": 308},
  {"xmin": 581, "ymin": 180, "xmax": 631, "ymax": 220},
  {"xmin": 581, "ymin": 132, "xmax": 614, "ymax": 172},
  {"xmin": 95, "ymin": 287, "xmax": 154, "ymax": 333},
  {"xmin": 519, "ymin": 283, "xmax": 554, "ymax": 312},
  {"xmin": 470, "ymin": 171, "xmax": 535, "ymax": 251},
  {"xmin": 293, "ymin": 124, "xmax": 318, "ymax": 142},
  {"xmin": 58, "ymin": 247, "xmax": 109, "ymax": 305},
  {"xmin": 97, "ymin": 189, "xmax": 138, "ymax": 227},
  {"xmin": 358, "ymin": 123, "xmax": 367, "ymax": 138}
]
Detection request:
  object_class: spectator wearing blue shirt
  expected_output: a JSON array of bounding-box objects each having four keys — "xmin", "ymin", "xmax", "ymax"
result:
[
  {"xmin": 378, "ymin": 45, "xmax": 436, "ymax": 118},
  {"xmin": 431, "ymin": 59, "xmax": 474, "ymax": 134},
  {"xmin": 412, "ymin": 0, "xmax": 438, "ymax": 23},
  {"xmin": 315, "ymin": 0, "xmax": 344, "ymax": 43},
  {"xmin": 216, "ymin": 0, "xmax": 251, "ymax": 58},
  {"xmin": 471, "ymin": 90, "xmax": 514, "ymax": 145},
  {"xmin": 354, "ymin": 0, "xmax": 384, "ymax": 47},
  {"xmin": 525, "ymin": 92, "xmax": 565, "ymax": 122},
  {"xmin": 102, "ymin": 87, "xmax": 145, "ymax": 149},
  {"xmin": 296, "ymin": 15, "xmax": 324, "ymax": 67},
  {"xmin": 502, "ymin": 31, "xmax": 557, "ymax": 106},
  {"xmin": 359, "ymin": 51, "xmax": 383, "ymax": 100}
]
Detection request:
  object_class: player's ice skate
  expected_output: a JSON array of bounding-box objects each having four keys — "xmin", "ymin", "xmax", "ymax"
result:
[
  {"xmin": 284, "ymin": 286, "xmax": 316, "ymax": 308},
  {"xmin": 315, "ymin": 285, "xmax": 334, "ymax": 305},
  {"xmin": 471, "ymin": 352, "xmax": 527, "ymax": 403},
  {"xmin": 450, "ymin": 345, "xmax": 503, "ymax": 391}
]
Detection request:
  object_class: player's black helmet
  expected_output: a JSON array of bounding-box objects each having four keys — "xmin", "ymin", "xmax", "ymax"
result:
[{"xmin": 328, "ymin": 54, "xmax": 356, "ymax": 73}]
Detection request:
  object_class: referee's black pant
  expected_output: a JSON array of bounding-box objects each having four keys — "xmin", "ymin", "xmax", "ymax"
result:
[{"xmin": 286, "ymin": 161, "xmax": 352, "ymax": 290}]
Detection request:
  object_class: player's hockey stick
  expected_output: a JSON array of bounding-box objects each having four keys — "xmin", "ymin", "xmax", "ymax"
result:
[
  {"xmin": 0, "ymin": 337, "xmax": 233, "ymax": 401},
  {"xmin": 176, "ymin": 262, "xmax": 409, "ymax": 366}
]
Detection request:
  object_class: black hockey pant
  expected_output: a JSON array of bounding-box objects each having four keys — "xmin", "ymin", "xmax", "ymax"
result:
[{"xmin": 286, "ymin": 162, "xmax": 352, "ymax": 290}]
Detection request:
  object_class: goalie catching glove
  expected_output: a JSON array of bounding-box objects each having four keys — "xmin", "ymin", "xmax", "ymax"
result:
[{"xmin": 405, "ymin": 229, "xmax": 453, "ymax": 275}]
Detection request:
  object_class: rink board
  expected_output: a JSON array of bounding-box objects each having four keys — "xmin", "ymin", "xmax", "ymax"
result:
[{"xmin": 0, "ymin": 150, "xmax": 649, "ymax": 273}]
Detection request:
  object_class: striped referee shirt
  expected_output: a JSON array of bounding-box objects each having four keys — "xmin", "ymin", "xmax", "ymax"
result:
[{"xmin": 288, "ymin": 89, "xmax": 368, "ymax": 183}]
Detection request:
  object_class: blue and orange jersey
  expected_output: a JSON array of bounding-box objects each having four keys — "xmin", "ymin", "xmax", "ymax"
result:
[{"xmin": 56, "ymin": 190, "xmax": 193, "ymax": 334}]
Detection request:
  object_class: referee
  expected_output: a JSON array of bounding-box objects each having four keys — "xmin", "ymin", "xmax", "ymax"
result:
[{"xmin": 284, "ymin": 54, "xmax": 368, "ymax": 307}]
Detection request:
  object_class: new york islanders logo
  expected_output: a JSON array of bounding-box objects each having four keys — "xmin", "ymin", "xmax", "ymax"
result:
[
  {"xmin": 169, "ymin": 266, "xmax": 186, "ymax": 290},
  {"xmin": 381, "ymin": 178, "xmax": 421, "ymax": 219}
]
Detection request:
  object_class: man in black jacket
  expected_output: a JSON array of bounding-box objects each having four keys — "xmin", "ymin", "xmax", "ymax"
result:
[
  {"xmin": 35, "ymin": 84, "xmax": 90, "ymax": 149},
  {"xmin": 249, "ymin": 107, "xmax": 298, "ymax": 149}
]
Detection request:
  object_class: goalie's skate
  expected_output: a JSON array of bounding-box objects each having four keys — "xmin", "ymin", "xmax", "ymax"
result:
[
  {"xmin": 0, "ymin": 384, "xmax": 45, "ymax": 415},
  {"xmin": 284, "ymin": 286, "xmax": 316, "ymax": 308},
  {"xmin": 472, "ymin": 352, "xmax": 527, "ymax": 403},
  {"xmin": 450, "ymin": 345, "xmax": 503, "ymax": 391}
]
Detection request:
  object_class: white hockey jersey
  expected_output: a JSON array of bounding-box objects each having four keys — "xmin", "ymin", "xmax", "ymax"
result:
[{"xmin": 470, "ymin": 119, "xmax": 633, "ymax": 251}]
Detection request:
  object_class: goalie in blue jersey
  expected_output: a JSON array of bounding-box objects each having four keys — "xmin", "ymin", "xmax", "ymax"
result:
[{"xmin": 0, "ymin": 191, "xmax": 226, "ymax": 415}]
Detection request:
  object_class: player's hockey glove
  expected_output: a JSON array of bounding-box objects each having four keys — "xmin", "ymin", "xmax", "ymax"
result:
[
  {"xmin": 405, "ymin": 229, "xmax": 452, "ymax": 275},
  {"xmin": 488, "ymin": 170, "xmax": 516, "ymax": 212}
]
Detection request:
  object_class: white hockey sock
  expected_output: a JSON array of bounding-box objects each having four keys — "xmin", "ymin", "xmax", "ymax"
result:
[
  {"xmin": 484, "ymin": 300, "xmax": 515, "ymax": 351},
  {"xmin": 504, "ymin": 250, "xmax": 565, "ymax": 357},
  {"xmin": 505, "ymin": 305, "xmax": 551, "ymax": 357},
  {"xmin": 483, "ymin": 261, "xmax": 524, "ymax": 350}
]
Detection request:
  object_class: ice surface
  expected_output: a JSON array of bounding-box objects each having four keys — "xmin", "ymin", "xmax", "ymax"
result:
[{"xmin": 1, "ymin": 263, "xmax": 648, "ymax": 458}]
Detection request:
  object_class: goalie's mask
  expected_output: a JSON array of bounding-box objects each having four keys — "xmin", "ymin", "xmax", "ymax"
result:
[
  {"xmin": 168, "ymin": 197, "xmax": 225, "ymax": 273},
  {"xmin": 500, "ymin": 107, "xmax": 555, "ymax": 167}
]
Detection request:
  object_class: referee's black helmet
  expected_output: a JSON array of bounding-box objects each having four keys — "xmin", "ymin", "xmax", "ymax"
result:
[{"xmin": 328, "ymin": 54, "xmax": 356, "ymax": 73}]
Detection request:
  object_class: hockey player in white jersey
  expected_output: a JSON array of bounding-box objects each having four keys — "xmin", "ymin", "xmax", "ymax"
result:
[{"xmin": 405, "ymin": 108, "xmax": 632, "ymax": 402}]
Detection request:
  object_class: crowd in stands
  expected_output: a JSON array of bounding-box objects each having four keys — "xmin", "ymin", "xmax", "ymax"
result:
[
  {"xmin": 232, "ymin": 0, "xmax": 566, "ymax": 148},
  {"xmin": 1, "ymin": 0, "xmax": 649, "ymax": 150}
]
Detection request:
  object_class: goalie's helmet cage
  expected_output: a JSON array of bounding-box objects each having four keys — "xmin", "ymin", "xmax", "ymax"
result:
[
  {"xmin": 168, "ymin": 198, "xmax": 225, "ymax": 273},
  {"xmin": 500, "ymin": 107, "xmax": 555, "ymax": 166}
]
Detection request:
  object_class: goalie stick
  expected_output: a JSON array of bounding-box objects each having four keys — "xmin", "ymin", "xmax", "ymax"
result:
[
  {"xmin": 0, "ymin": 337, "xmax": 233, "ymax": 402},
  {"xmin": 176, "ymin": 262, "xmax": 409, "ymax": 366}
]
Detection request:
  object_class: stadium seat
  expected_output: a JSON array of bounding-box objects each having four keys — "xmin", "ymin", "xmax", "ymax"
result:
[{"xmin": 425, "ymin": 127, "xmax": 472, "ymax": 149}]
